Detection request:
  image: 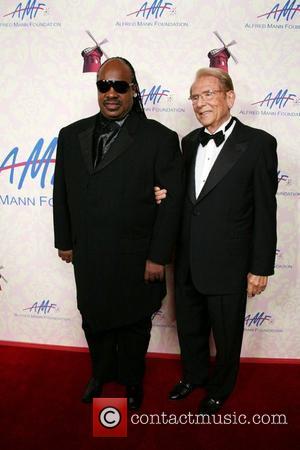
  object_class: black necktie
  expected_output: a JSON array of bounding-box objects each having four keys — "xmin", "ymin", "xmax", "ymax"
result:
[
  {"xmin": 93, "ymin": 117, "xmax": 120, "ymax": 168},
  {"xmin": 198, "ymin": 117, "xmax": 235, "ymax": 148}
]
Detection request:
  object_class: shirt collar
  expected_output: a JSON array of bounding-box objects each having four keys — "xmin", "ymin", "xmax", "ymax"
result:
[{"xmin": 205, "ymin": 115, "xmax": 233, "ymax": 135}]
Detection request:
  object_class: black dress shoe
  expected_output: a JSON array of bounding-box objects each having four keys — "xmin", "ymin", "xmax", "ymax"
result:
[
  {"xmin": 169, "ymin": 381, "xmax": 197, "ymax": 400},
  {"xmin": 81, "ymin": 377, "xmax": 102, "ymax": 403},
  {"xmin": 198, "ymin": 396, "xmax": 224, "ymax": 415},
  {"xmin": 126, "ymin": 385, "xmax": 143, "ymax": 411}
]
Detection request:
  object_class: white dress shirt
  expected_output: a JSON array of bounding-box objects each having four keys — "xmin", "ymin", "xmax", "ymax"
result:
[{"xmin": 195, "ymin": 116, "xmax": 236, "ymax": 198}]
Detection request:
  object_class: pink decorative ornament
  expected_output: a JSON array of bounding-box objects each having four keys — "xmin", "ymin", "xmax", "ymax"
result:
[
  {"xmin": 82, "ymin": 47, "xmax": 103, "ymax": 73},
  {"xmin": 208, "ymin": 31, "xmax": 238, "ymax": 73},
  {"xmin": 81, "ymin": 30, "xmax": 108, "ymax": 73}
]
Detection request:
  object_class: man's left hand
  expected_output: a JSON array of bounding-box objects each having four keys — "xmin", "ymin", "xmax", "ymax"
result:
[
  {"xmin": 154, "ymin": 186, "xmax": 167, "ymax": 204},
  {"xmin": 144, "ymin": 259, "xmax": 165, "ymax": 282},
  {"xmin": 247, "ymin": 273, "xmax": 268, "ymax": 297}
]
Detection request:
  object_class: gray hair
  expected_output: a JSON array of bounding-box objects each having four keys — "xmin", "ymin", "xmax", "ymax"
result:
[{"xmin": 194, "ymin": 67, "xmax": 234, "ymax": 91}]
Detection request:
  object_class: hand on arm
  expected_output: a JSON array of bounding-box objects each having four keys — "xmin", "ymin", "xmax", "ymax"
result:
[
  {"xmin": 58, "ymin": 249, "xmax": 73, "ymax": 263},
  {"xmin": 144, "ymin": 259, "xmax": 165, "ymax": 282},
  {"xmin": 154, "ymin": 186, "xmax": 167, "ymax": 204},
  {"xmin": 247, "ymin": 273, "xmax": 268, "ymax": 297}
]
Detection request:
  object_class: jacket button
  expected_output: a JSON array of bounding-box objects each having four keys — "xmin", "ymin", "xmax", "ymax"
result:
[{"xmin": 193, "ymin": 210, "xmax": 200, "ymax": 216}]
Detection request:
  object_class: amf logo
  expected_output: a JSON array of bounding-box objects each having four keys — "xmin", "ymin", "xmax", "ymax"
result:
[
  {"xmin": 140, "ymin": 85, "xmax": 170, "ymax": 105},
  {"xmin": 0, "ymin": 137, "xmax": 57, "ymax": 190},
  {"xmin": 248, "ymin": 88, "xmax": 300, "ymax": 117},
  {"xmin": 277, "ymin": 169, "xmax": 300, "ymax": 198},
  {"xmin": 23, "ymin": 300, "xmax": 58, "ymax": 315},
  {"xmin": 3, "ymin": 0, "xmax": 46, "ymax": 20},
  {"xmin": 257, "ymin": 1, "xmax": 300, "ymax": 22},
  {"xmin": 244, "ymin": 312, "xmax": 272, "ymax": 328},
  {"xmin": 127, "ymin": 0, "xmax": 174, "ymax": 19},
  {"xmin": 252, "ymin": 89, "xmax": 297, "ymax": 109},
  {"xmin": 277, "ymin": 170, "xmax": 291, "ymax": 184}
]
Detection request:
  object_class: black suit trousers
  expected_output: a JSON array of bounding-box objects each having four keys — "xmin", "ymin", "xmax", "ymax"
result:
[
  {"xmin": 82, "ymin": 316, "xmax": 152, "ymax": 385},
  {"xmin": 175, "ymin": 273, "xmax": 247, "ymax": 400}
]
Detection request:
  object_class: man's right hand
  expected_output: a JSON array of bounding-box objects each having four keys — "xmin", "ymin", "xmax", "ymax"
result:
[
  {"xmin": 154, "ymin": 186, "xmax": 167, "ymax": 204},
  {"xmin": 58, "ymin": 249, "xmax": 73, "ymax": 263}
]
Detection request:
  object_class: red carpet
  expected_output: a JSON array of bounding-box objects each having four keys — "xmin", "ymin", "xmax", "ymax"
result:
[{"xmin": 0, "ymin": 344, "xmax": 299, "ymax": 450}]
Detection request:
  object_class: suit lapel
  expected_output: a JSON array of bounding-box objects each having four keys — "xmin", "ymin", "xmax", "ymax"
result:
[
  {"xmin": 78, "ymin": 112, "xmax": 142, "ymax": 175},
  {"xmin": 184, "ymin": 119, "xmax": 248, "ymax": 204},
  {"xmin": 195, "ymin": 119, "xmax": 248, "ymax": 203}
]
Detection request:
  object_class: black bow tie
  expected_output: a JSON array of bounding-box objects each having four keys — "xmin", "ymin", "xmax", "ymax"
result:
[
  {"xmin": 198, "ymin": 117, "xmax": 235, "ymax": 148},
  {"xmin": 199, "ymin": 129, "xmax": 225, "ymax": 147}
]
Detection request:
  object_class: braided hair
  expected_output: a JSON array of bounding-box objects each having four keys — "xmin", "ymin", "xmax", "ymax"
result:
[{"xmin": 99, "ymin": 57, "xmax": 146, "ymax": 117}]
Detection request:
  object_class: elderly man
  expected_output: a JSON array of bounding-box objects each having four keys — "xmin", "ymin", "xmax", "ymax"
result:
[
  {"xmin": 156, "ymin": 68, "xmax": 278, "ymax": 414},
  {"xmin": 53, "ymin": 57, "xmax": 183, "ymax": 410}
]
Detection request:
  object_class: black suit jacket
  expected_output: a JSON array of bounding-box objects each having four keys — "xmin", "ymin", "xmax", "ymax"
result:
[
  {"xmin": 53, "ymin": 111, "xmax": 183, "ymax": 331},
  {"xmin": 176, "ymin": 118, "xmax": 278, "ymax": 294}
]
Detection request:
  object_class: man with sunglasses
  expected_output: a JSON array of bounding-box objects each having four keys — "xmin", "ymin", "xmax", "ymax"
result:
[
  {"xmin": 53, "ymin": 57, "xmax": 183, "ymax": 410},
  {"xmin": 155, "ymin": 67, "xmax": 278, "ymax": 414}
]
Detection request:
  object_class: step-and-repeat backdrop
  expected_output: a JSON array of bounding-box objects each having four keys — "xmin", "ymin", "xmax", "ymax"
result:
[{"xmin": 1, "ymin": 0, "xmax": 299, "ymax": 358}]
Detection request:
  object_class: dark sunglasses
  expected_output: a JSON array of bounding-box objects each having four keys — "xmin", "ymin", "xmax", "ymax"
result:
[{"xmin": 96, "ymin": 79, "xmax": 134, "ymax": 94}]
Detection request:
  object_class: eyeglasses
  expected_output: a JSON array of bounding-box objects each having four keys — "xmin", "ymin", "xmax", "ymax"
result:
[
  {"xmin": 188, "ymin": 90, "xmax": 226, "ymax": 103},
  {"xmin": 96, "ymin": 79, "xmax": 134, "ymax": 94}
]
